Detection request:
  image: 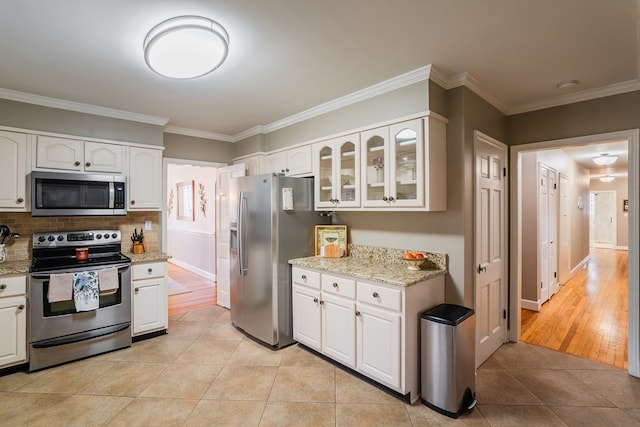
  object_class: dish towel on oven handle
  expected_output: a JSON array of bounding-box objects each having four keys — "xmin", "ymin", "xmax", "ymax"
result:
[
  {"xmin": 73, "ymin": 271, "xmax": 99, "ymax": 311},
  {"xmin": 98, "ymin": 267, "xmax": 119, "ymax": 295},
  {"xmin": 48, "ymin": 273, "xmax": 74, "ymax": 302}
]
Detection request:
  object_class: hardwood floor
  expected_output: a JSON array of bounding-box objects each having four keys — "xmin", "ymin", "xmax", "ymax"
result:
[
  {"xmin": 167, "ymin": 262, "xmax": 218, "ymax": 316},
  {"xmin": 521, "ymin": 247, "xmax": 629, "ymax": 369}
]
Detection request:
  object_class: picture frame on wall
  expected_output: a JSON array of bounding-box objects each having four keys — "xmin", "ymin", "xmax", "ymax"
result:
[{"xmin": 315, "ymin": 225, "xmax": 348, "ymax": 257}]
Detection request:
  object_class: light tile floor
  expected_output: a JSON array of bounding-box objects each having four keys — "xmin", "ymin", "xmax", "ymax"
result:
[{"xmin": 1, "ymin": 305, "xmax": 639, "ymax": 426}]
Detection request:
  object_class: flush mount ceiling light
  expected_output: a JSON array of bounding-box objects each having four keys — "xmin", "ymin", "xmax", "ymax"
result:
[
  {"xmin": 592, "ymin": 153, "xmax": 618, "ymax": 166},
  {"xmin": 143, "ymin": 15, "xmax": 229, "ymax": 79},
  {"xmin": 600, "ymin": 175, "xmax": 615, "ymax": 183},
  {"xmin": 556, "ymin": 79, "xmax": 580, "ymax": 89}
]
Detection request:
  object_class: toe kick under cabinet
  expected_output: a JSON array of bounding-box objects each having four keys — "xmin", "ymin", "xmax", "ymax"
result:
[{"xmin": 292, "ymin": 267, "xmax": 444, "ymax": 403}]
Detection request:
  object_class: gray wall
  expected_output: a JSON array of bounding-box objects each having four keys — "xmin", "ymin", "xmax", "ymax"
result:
[
  {"xmin": 0, "ymin": 98, "xmax": 163, "ymax": 145},
  {"xmin": 521, "ymin": 152, "xmax": 539, "ymax": 301},
  {"xmin": 164, "ymin": 132, "xmax": 234, "ymax": 163}
]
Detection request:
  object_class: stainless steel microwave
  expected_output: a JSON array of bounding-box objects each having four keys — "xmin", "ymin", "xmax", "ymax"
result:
[{"xmin": 31, "ymin": 171, "xmax": 127, "ymax": 216}]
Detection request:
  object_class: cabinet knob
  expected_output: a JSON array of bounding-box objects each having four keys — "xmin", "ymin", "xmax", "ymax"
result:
[
  {"xmin": 301, "ymin": 275, "xmax": 307, "ymax": 280},
  {"xmin": 281, "ymin": 169, "xmax": 286, "ymax": 173},
  {"xmin": 16, "ymin": 198, "xmax": 24, "ymax": 204},
  {"xmin": 18, "ymin": 304, "xmax": 25, "ymax": 310},
  {"xmin": 134, "ymin": 287, "xmax": 139, "ymax": 294},
  {"xmin": 372, "ymin": 292, "xmax": 379, "ymax": 298},
  {"xmin": 382, "ymin": 196, "xmax": 388, "ymax": 201},
  {"xmin": 355, "ymin": 311, "xmax": 361, "ymax": 316},
  {"xmin": 148, "ymin": 268, "xmax": 153, "ymax": 273},
  {"xmin": 313, "ymin": 297, "xmax": 318, "ymax": 303},
  {"xmin": 0, "ymin": 284, "xmax": 6, "ymax": 290},
  {"xmin": 85, "ymin": 162, "xmax": 91, "ymax": 167},
  {"xmin": 285, "ymin": 168, "xmax": 290, "ymax": 172},
  {"xmin": 334, "ymin": 199, "xmax": 339, "ymax": 204},
  {"xmin": 319, "ymin": 300, "xmax": 325, "ymax": 305},
  {"xmin": 131, "ymin": 200, "xmax": 136, "ymax": 205},
  {"xmin": 74, "ymin": 161, "xmax": 81, "ymax": 166},
  {"xmin": 332, "ymin": 282, "xmax": 338, "ymax": 288},
  {"xmin": 389, "ymin": 196, "xmax": 395, "ymax": 201}
]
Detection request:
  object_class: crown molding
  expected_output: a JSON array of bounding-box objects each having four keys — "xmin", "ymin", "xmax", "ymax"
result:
[
  {"xmin": 232, "ymin": 125, "xmax": 268, "ymax": 142},
  {"xmin": 164, "ymin": 125, "xmax": 234, "ymax": 142},
  {"xmin": 0, "ymin": 87, "xmax": 169, "ymax": 126},
  {"xmin": 507, "ymin": 79, "xmax": 640, "ymax": 115},
  {"xmin": 442, "ymin": 71, "xmax": 509, "ymax": 114}
]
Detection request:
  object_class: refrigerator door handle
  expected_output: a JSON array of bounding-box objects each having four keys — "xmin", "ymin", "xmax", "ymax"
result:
[{"xmin": 238, "ymin": 191, "xmax": 248, "ymax": 276}]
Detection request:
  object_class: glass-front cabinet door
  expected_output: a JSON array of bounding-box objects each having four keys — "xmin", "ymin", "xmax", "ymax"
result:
[
  {"xmin": 390, "ymin": 119, "xmax": 423, "ymax": 207},
  {"xmin": 313, "ymin": 141, "xmax": 334, "ymax": 209},
  {"xmin": 313, "ymin": 134, "xmax": 360, "ymax": 209},
  {"xmin": 361, "ymin": 126, "xmax": 390, "ymax": 207},
  {"xmin": 335, "ymin": 134, "xmax": 359, "ymax": 208}
]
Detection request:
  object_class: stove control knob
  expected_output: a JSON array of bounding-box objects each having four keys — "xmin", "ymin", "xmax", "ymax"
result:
[
  {"xmin": 38, "ymin": 236, "xmax": 46, "ymax": 243},
  {"xmin": 57, "ymin": 235, "xmax": 64, "ymax": 241},
  {"xmin": 103, "ymin": 234, "xmax": 110, "ymax": 239},
  {"xmin": 48, "ymin": 235, "xmax": 55, "ymax": 242},
  {"xmin": 96, "ymin": 234, "xmax": 102, "ymax": 239},
  {"xmin": 111, "ymin": 233, "xmax": 118, "ymax": 239}
]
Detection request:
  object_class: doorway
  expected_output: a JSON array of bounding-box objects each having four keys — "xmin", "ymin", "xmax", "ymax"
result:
[
  {"xmin": 509, "ymin": 129, "xmax": 639, "ymax": 377},
  {"xmin": 590, "ymin": 190, "xmax": 617, "ymax": 247}
]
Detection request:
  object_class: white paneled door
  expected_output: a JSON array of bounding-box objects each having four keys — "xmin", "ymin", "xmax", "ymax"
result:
[
  {"xmin": 215, "ymin": 164, "xmax": 246, "ymax": 308},
  {"xmin": 474, "ymin": 131, "xmax": 507, "ymax": 368}
]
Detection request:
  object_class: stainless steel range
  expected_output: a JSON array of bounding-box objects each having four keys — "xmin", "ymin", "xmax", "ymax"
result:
[{"xmin": 28, "ymin": 229, "xmax": 132, "ymax": 371}]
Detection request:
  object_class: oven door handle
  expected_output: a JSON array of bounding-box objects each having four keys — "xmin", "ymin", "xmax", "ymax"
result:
[{"xmin": 31, "ymin": 264, "xmax": 131, "ymax": 280}]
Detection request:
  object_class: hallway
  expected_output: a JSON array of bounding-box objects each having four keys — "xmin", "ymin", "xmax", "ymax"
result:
[{"xmin": 521, "ymin": 248, "xmax": 628, "ymax": 369}]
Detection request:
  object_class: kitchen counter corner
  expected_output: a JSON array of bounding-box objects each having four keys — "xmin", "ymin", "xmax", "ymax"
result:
[{"xmin": 128, "ymin": 251, "xmax": 171, "ymax": 264}]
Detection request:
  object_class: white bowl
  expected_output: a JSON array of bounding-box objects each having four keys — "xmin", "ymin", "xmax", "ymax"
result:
[{"xmin": 402, "ymin": 257, "xmax": 425, "ymax": 270}]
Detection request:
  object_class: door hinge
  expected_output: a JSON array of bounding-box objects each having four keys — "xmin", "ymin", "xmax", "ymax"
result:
[
  {"xmin": 554, "ymin": 272, "xmax": 557, "ymax": 278},
  {"xmin": 503, "ymin": 167, "xmax": 506, "ymax": 177},
  {"xmin": 554, "ymin": 183, "xmax": 557, "ymax": 189},
  {"xmin": 541, "ymin": 282, "xmax": 543, "ymax": 288},
  {"xmin": 503, "ymin": 309, "xmax": 507, "ymax": 319}
]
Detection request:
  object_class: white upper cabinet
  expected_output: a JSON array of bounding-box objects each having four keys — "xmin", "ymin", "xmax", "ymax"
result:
[
  {"xmin": 361, "ymin": 119, "xmax": 424, "ymax": 208},
  {"xmin": 313, "ymin": 134, "xmax": 360, "ymax": 209},
  {"xmin": 0, "ymin": 131, "xmax": 28, "ymax": 211},
  {"xmin": 128, "ymin": 147, "xmax": 162, "ymax": 210},
  {"xmin": 265, "ymin": 145, "xmax": 312, "ymax": 176},
  {"xmin": 35, "ymin": 136, "xmax": 124, "ymax": 173}
]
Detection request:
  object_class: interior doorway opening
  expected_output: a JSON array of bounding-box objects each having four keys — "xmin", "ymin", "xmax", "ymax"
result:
[{"xmin": 509, "ymin": 129, "xmax": 639, "ymax": 377}]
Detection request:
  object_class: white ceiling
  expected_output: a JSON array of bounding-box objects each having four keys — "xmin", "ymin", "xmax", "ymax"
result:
[{"xmin": 0, "ymin": 1, "xmax": 638, "ymax": 143}]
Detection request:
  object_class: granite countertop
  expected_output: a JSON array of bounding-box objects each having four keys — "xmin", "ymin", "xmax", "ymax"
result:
[
  {"xmin": 0, "ymin": 252, "xmax": 170, "ymax": 276},
  {"xmin": 289, "ymin": 244, "xmax": 447, "ymax": 288}
]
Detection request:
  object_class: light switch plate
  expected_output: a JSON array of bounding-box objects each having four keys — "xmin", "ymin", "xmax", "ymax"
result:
[{"xmin": 144, "ymin": 220, "xmax": 152, "ymax": 230}]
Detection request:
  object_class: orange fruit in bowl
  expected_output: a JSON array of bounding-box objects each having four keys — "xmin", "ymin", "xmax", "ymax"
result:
[{"xmin": 403, "ymin": 252, "xmax": 415, "ymax": 259}]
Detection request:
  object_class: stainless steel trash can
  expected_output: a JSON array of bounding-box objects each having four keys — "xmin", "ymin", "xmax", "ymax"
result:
[{"xmin": 420, "ymin": 303, "xmax": 476, "ymax": 418}]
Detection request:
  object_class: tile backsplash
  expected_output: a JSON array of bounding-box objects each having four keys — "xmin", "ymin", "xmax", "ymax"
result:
[{"xmin": 0, "ymin": 212, "xmax": 160, "ymax": 261}]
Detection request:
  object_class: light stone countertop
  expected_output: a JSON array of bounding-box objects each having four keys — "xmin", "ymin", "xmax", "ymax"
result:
[
  {"xmin": 289, "ymin": 244, "xmax": 447, "ymax": 288},
  {"xmin": 0, "ymin": 252, "xmax": 170, "ymax": 277}
]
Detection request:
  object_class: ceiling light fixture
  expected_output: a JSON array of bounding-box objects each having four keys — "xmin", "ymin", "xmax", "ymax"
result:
[
  {"xmin": 556, "ymin": 79, "xmax": 580, "ymax": 89},
  {"xmin": 143, "ymin": 15, "xmax": 229, "ymax": 79},
  {"xmin": 592, "ymin": 153, "xmax": 618, "ymax": 166},
  {"xmin": 600, "ymin": 175, "xmax": 615, "ymax": 183}
]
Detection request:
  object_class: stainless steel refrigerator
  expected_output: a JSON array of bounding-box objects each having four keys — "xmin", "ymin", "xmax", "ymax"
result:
[{"xmin": 229, "ymin": 173, "xmax": 330, "ymax": 348}]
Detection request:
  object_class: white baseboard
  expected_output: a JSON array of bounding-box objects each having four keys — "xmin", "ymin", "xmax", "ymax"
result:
[
  {"xmin": 169, "ymin": 258, "xmax": 216, "ymax": 282},
  {"xmin": 521, "ymin": 299, "xmax": 541, "ymax": 311}
]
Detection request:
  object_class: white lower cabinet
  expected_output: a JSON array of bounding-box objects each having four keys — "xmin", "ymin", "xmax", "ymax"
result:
[
  {"xmin": 0, "ymin": 275, "xmax": 27, "ymax": 368},
  {"xmin": 131, "ymin": 262, "xmax": 168, "ymax": 337},
  {"xmin": 292, "ymin": 266, "xmax": 444, "ymax": 402}
]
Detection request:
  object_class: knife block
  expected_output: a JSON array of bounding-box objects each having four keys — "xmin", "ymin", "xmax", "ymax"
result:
[{"xmin": 133, "ymin": 242, "xmax": 145, "ymax": 254}]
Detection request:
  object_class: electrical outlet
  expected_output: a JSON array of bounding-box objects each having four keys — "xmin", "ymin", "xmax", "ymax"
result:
[{"xmin": 144, "ymin": 221, "xmax": 152, "ymax": 230}]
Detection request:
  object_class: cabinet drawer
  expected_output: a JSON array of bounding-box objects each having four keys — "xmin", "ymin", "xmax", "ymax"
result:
[
  {"xmin": 357, "ymin": 282, "xmax": 402, "ymax": 311},
  {"xmin": 0, "ymin": 275, "xmax": 26, "ymax": 298},
  {"xmin": 292, "ymin": 268, "xmax": 320, "ymax": 289},
  {"xmin": 322, "ymin": 274, "xmax": 355, "ymax": 299},
  {"xmin": 132, "ymin": 262, "xmax": 166, "ymax": 280}
]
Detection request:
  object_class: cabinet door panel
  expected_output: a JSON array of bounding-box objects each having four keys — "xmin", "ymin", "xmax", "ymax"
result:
[
  {"xmin": 0, "ymin": 296, "xmax": 27, "ymax": 367},
  {"xmin": 357, "ymin": 304, "xmax": 401, "ymax": 389},
  {"xmin": 132, "ymin": 278, "xmax": 167, "ymax": 335},
  {"xmin": 129, "ymin": 147, "xmax": 162, "ymax": 210},
  {"xmin": 286, "ymin": 145, "xmax": 312, "ymax": 176},
  {"xmin": 322, "ymin": 293, "xmax": 356, "ymax": 368},
  {"xmin": 84, "ymin": 142, "xmax": 124, "ymax": 173},
  {"xmin": 0, "ymin": 131, "xmax": 27, "ymax": 210},
  {"xmin": 292, "ymin": 285, "xmax": 322, "ymax": 351},
  {"xmin": 36, "ymin": 136, "xmax": 83, "ymax": 171}
]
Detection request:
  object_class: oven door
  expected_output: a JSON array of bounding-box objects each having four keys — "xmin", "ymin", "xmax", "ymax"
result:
[{"xmin": 29, "ymin": 263, "xmax": 132, "ymax": 344}]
